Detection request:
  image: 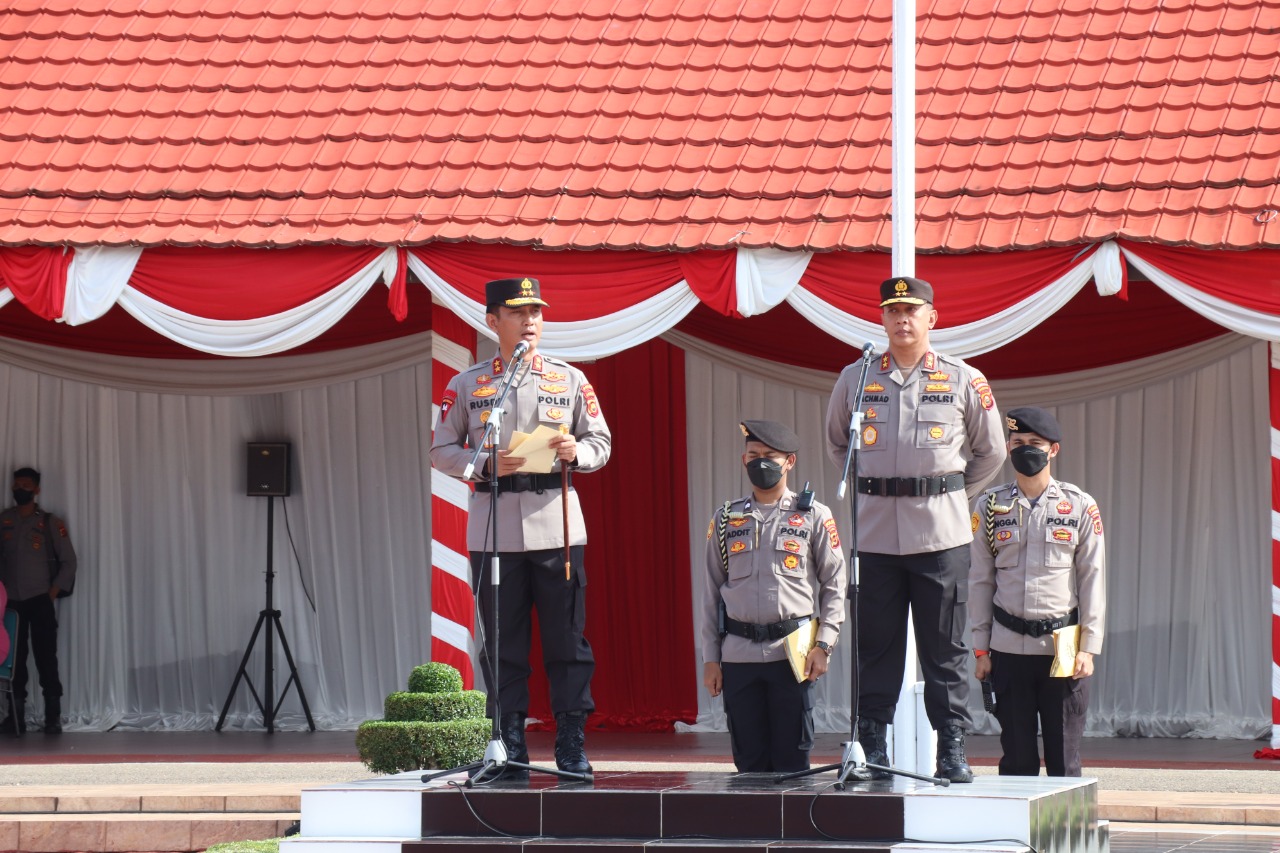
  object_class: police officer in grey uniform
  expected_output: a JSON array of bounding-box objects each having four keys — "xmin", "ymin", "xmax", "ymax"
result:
[
  {"xmin": 970, "ymin": 407, "xmax": 1105, "ymax": 777},
  {"xmin": 700, "ymin": 420, "xmax": 846, "ymax": 772},
  {"xmin": 430, "ymin": 277, "xmax": 611, "ymax": 775},
  {"xmin": 825, "ymin": 276, "xmax": 1006, "ymax": 782},
  {"xmin": 0, "ymin": 467, "xmax": 77, "ymax": 734}
]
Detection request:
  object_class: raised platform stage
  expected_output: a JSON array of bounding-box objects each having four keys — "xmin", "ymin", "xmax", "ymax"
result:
[{"xmin": 283, "ymin": 768, "xmax": 1109, "ymax": 853}]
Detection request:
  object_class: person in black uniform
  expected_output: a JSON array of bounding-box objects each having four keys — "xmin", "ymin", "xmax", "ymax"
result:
[
  {"xmin": 0, "ymin": 467, "xmax": 78, "ymax": 734},
  {"xmin": 430, "ymin": 277, "xmax": 611, "ymax": 774}
]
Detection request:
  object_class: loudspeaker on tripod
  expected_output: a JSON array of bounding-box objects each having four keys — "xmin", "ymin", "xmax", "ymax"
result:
[{"xmin": 247, "ymin": 442, "xmax": 291, "ymax": 496}]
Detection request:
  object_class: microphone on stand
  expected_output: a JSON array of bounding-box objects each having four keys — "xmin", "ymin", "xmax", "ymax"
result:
[
  {"xmin": 510, "ymin": 340, "xmax": 530, "ymax": 362},
  {"xmin": 861, "ymin": 341, "xmax": 876, "ymax": 359}
]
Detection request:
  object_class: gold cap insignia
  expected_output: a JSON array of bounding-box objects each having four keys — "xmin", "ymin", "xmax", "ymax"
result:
[
  {"xmin": 1006, "ymin": 416, "xmax": 1017, "ymax": 431},
  {"xmin": 895, "ymin": 279, "xmax": 908, "ymax": 293},
  {"xmin": 739, "ymin": 423, "xmax": 750, "ymax": 436}
]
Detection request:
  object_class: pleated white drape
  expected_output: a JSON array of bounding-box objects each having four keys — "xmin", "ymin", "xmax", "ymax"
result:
[
  {"xmin": 678, "ymin": 331, "xmax": 1270, "ymax": 739},
  {"xmin": 0, "ymin": 337, "xmax": 439, "ymax": 729}
]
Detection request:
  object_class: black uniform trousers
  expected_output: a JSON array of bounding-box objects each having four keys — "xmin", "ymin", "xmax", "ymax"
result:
[
  {"xmin": 857, "ymin": 545, "xmax": 971, "ymax": 729},
  {"xmin": 721, "ymin": 660, "xmax": 814, "ymax": 773},
  {"xmin": 9, "ymin": 593, "xmax": 63, "ymax": 704},
  {"xmin": 989, "ymin": 650, "xmax": 1090, "ymax": 777},
  {"xmin": 472, "ymin": 546, "xmax": 595, "ymax": 717}
]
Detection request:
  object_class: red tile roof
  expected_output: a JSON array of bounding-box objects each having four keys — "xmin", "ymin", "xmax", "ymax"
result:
[{"xmin": 0, "ymin": 0, "xmax": 1277, "ymax": 251}]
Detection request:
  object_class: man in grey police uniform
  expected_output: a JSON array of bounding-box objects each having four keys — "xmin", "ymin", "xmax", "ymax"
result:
[
  {"xmin": 430, "ymin": 277, "xmax": 611, "ymax": 775},
  {"xmin": 700, "ymin": 420, "xmax": 846, "ymax": 772},
  {"xmin": 0, "ymin": 467, "xmax": 78, "ymax": 734},
  {"xmin": 824, "ymin": 275, "xmax": 1006, "ymax": 782},
  {"xmin": 970, "ymin": 406, "xmax": 1105, "ymax": 777}
]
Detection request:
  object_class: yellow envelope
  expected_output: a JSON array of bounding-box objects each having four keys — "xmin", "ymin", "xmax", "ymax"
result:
[
  {"xmin": 782, "ymin": 619, "xmax": 820, "ymax": 683},
  {"xmin": 1050, "ymin": 624, "xmax": 1081, "ymax": 678}
]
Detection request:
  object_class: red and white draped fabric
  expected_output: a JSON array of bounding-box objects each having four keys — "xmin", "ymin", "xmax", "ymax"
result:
[
  {"xmin": 6, "ymin": 238, "xmax": 1280, "ymax": 731},
  {"xmin": 429, "ymin": 304, "xmax": 478, "ymax": 687}
]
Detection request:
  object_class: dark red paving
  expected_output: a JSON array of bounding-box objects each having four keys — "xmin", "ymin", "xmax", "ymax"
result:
[{"xmin": 0, "ymin": 730, "xmax": 1272, "ymax": 770}]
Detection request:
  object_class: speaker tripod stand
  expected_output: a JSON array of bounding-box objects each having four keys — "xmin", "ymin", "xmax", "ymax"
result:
[{"xmin": 216, "ymin": 496, "xmax": 315, "ymax": 733}]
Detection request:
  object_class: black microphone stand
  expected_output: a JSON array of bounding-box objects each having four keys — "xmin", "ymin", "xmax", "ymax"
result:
[
  {"xmin": 777, "ymin": 345, "xmax": 946, "ymax": 790},
  {"xmin": 424, "ymin": 344, "xmax": 590, "ymax": 787}
]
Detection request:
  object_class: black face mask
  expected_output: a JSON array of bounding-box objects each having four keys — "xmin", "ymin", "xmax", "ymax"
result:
[
  {"xmin": 746, "ymin": 458, "xmax": 785, "ymax": 490},
  {"xmin": 1009, "ymin": 446, "xmax": 1050, "ymax": 477},
  {"xmin": 11, "ymin": 488, "xmax": 34, "ymax": 506}
]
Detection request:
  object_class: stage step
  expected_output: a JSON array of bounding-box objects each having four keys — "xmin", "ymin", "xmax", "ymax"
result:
[
  {"xmin": 0, "ymin": 785, "xmax": 300, "ymax": 852},
  {"xmin": 283, "ymin": 770, "xmax": 1108, "ymax": 853}
]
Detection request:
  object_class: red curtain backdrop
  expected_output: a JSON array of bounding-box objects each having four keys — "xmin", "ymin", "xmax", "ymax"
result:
[
  {"xmin": 0, "ymin": 245, "xmax": 72, "ymax": 321},
  {"xmin": 523, "ymin": 338, "xmax": 698, "ymax": 729}
]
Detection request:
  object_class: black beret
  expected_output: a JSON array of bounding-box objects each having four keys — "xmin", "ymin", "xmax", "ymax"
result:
[
  {"xmin": 740, "ymin": 419, "xmax": 801, "ymax": 454},
  {"xmin": 1005, "ymin": 407, "xmax": 1062, "ymax": 443},
  {"xmin": 485, "ymin": 277, "xmax": 549, "ymax": 309},
  {"xmin": 880, "ymin": 275, "xmax": 934, "ymax": 307}
]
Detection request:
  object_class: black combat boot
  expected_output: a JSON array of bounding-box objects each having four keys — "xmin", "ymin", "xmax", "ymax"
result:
[
  {"xmin": 0, "ymin": 700, "xmax": 24, "ymax": 735},
  {"xmin": 553, "ymin": 711, "xmax": 592, "ymax": 774},
  {"xmin": 935, "ymin": 722, "xmax": 974, "ymax": 783},
  {"xmin": 43, "ymin": 696, "xmax": 62, "ymax": 735},
  {"xmin": 856, "ymin": 717, "xmax": 891, "ymax": 780},
  {"xmin": 498, "ymin": 712, "xmax": 529, "ymax": 777}
]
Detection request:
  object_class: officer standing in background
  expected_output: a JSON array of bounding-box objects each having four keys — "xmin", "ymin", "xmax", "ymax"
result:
[
  {"xmin": 824, "ymin": 276, "xmax": 1006, "ymax": 782},
  {"xmin": 430, "ymin": 277, "xmax": 611, "ymax": 775},
  {"xmin": 701, "ymin": 420, "xmax": 846, "ymax": 772},
  {"xmin": 969, "ymin": 407, "xmax": 1106, "ymax": 777},
  {"xmin": 0, "ymin": 467, "xmax": 78, "ymax": 735}
]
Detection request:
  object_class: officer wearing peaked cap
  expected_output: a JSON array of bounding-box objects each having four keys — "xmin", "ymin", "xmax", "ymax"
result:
[
  {"xmin": 700, "ymin": 419, "xmax": 847, "ymax": 772},
  {"xmin": 430, "ymin": 276, "xmax": 611, "ymax": 776},
  {"xmin": 824, "ymin": 275, "xmax": 1006, "ymax": 783},
  {"xmin": 969, "ymin": 406, "xmax": 1106, "ymax": 777}
]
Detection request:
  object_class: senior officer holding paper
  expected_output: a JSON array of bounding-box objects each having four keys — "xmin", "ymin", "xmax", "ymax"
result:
[
  {"xmin": 701, "ymin": 420, "xmax": 846, "ymax": 772},
  {"xmin": 430, "ymin": 277, "xmax": 611, "ymax": 775},
  {"xmin": 970, "ymin": 406, "xmax": 1106, "ymax": 777},
  {"xmin": 825, "ymin": 275, "xmax": 1006, "ymax": 782}
]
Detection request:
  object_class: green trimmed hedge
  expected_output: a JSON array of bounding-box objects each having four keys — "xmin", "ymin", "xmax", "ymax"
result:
[
  {"xmin": 356, "ymin": 719, "xmax": 491, "ymax": 774},
  {"xmin": 356, "ymin": 662, "xmax": 488, "ymax": 774},
  {"xmin": 384, "ymin": 689, "xmax": 486, "ymax": 722},
  {"xmin": 408, "ymin": 662, "xmax": 464, "ymax": 694}
]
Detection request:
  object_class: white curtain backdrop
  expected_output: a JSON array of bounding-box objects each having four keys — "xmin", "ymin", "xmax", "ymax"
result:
[
  {"xmin": 0, "ymin": 320, "xmax": 1268, "ymax": 737},
  {"xmin": 677, "ymin": 330, "xmax": 1270, "ymax": 739},
  {"xmin": 0, "ymin": 339, "xmax": 439, "ymax": 730}
]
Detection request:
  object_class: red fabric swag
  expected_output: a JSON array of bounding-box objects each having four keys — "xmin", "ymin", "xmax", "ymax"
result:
[
  {"xmin": 0, "ymin": 246, "xmax": 73, "ymax": 321},
  {"xmin": 1122, "ymin": 241, "xmax": 1280, "ymax": 313},
  {"xmin": 129, "ymin": 246, "xmax": 385, "ymax": 320},
  {"xmin": 800, "ymin": 246, "xmax": 1099, "ymax": 326}
]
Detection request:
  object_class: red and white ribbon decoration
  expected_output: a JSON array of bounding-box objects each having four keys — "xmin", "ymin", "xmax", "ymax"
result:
[{"xmin": 1271, "ymin": 342, "xmax": 1280, "ymax": 746}]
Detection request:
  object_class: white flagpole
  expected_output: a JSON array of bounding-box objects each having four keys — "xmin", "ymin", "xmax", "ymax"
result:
[
  {"xmin": 890, "ymin": 0, "xmax": 917, "ymax": 277},
  {"xmin": 889, "ymin": 0, "xmax": 934, "ymax": 777}
]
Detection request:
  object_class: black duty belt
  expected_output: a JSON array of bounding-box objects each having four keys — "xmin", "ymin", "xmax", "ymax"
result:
[
  {"xmin": 856, "ymin": 472, "xmax": 965, "ymax": 497},
  {"xmin": 993, "ymin": 605, "xmax": 1079, "ymax": 639},
  {"xmin": 723, "ymin": 614, "xmax": 812, "ymax": 643},
  {"xmin": 474, "ymin": 472, "xmax": 570, "ymax": 494}
]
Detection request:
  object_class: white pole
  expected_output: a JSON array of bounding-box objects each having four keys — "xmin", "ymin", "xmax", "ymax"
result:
[{"xmin": 890, "ymin": 0, "xmax": 916, "ymax": 277}]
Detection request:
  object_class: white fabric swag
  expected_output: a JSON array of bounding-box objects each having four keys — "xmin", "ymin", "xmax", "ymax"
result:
[{"xmin": 677, "ymin": 331, "xmax": 1269, "ymax": 739}]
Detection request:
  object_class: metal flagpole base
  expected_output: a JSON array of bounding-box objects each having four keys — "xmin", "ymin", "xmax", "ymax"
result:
[{"xmin": 421, "ymin": 735, "xmax": 592, "ymax": 786}]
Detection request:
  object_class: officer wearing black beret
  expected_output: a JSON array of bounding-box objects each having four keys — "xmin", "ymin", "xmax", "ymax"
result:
[
  {"xmin": 430, "ymin": 276, "xmax": 611, "ymax": 775},
  {"xmin": 824, "ymin": 275, "xmax": 1007, "ymax": 782},
  {"xmin": 700, "ymin": 420, "xmax": 846, "ymax": 772},
  {"xmin": 970, "ymin": 406, "xmax": 1106, "ymax": 777}
]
